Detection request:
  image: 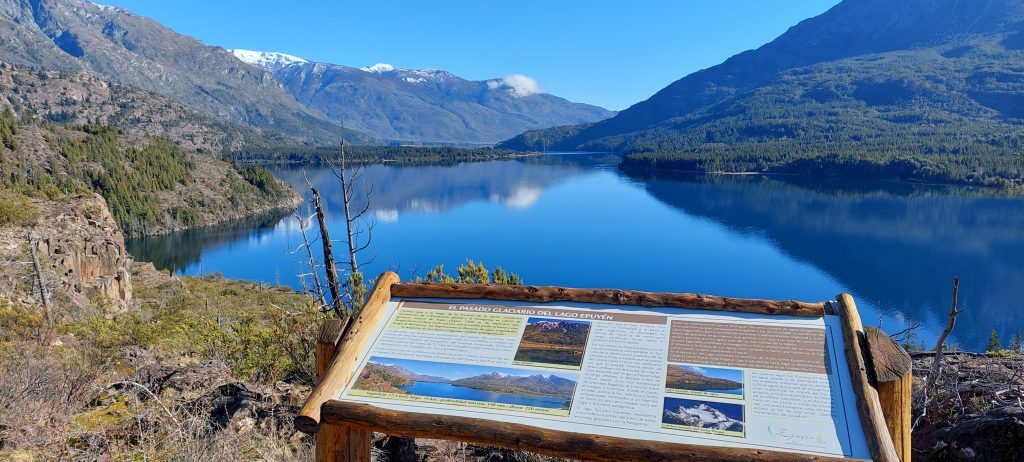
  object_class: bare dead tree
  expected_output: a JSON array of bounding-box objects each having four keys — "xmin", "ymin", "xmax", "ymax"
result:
[
  {"xmin": 324, "ymin": 119, "xmax": 375, "ymax": 314},
  {"xmin": 308, "ymin": 182, "xmax": 345, "ymax": 317},
  {"xmin": 28, "ymin": 235, "xmax": 51, "ymax": 323},
  {"xmin": 928, "ymin": 277, "xmax": 963, "ymax": 391},
  {"xmin": 291, "ymin": 208, "xmax": 327, "ymax": 311}
]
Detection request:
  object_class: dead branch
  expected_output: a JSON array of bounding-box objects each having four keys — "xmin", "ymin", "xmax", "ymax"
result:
[
  {"xmin": 927, "ymin": 277, "xmax": 963, "ymax": 391},
  {"xmin": 28, "ymin": 235, "xmax": 51, "ymax": 322}
]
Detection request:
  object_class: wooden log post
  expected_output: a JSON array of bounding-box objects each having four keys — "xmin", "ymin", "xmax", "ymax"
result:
[
  {"xmin": 315, "ymin": 318, "xmax": 371, "ymax": 462},
  {"xmin": 299, "ymin": 272, "xmax": 400, "ymax": 462},
  {"xmin": 865, "ymin": 327, "xmax": 913, "ymax": 462},
  {"xmin": 835, "ymin": 293, "xmax": 901, "ymax": 462}
]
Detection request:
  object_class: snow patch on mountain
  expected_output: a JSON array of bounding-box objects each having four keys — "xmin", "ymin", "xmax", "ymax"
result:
[
  {"xmin": 230, "ymin": 49, "xmax": 308, "ymax": 71},
  {"xmin": 361, "ymin": 63, "xmax": 395, "ymax": 73},
  {"xmin": 487, "ymin": 74, "xmax": 543, "ymax": 97}
]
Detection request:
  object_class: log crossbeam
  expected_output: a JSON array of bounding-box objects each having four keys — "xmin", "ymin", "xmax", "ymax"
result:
[{"xmin": 297, "ymin": 279, "xmax": 911, "ymax": 462}]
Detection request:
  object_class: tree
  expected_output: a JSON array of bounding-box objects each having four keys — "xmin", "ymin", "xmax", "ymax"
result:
[
  {"xmin": 419, "ymin": 260, "xmax": 523, "ymax": 286},
  {"xmin": 1011, "ymin": 330, "xmax": 1022, "ymax": 352},
  {"xmin": 326, "ymin": 119, "xmax": 374, "ymax": 315},
  {"xmin": 296, "ymin": 120, "xmax": 375, "ymax": 319},
  {"xmin": 986, "ymin": 329, "xmax": 1002, "ymax": 353}
]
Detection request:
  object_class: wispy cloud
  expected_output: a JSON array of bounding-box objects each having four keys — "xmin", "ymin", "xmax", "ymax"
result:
[{"xmin": 487, "ymin": 74, "xmax": 543, "ymax": 97}]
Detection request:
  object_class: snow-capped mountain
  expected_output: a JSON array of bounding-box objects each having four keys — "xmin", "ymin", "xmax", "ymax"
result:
[
  {"xmin": 664, "ymin": 403, "xmax": 745, "ymax": 432},
  {"xmin": 230, "ymin": 49, "xmax": 308, "ymax": 71},
  {"xmin": 235, "ymin": 52, "xmax": 615, "ymax": 144}
]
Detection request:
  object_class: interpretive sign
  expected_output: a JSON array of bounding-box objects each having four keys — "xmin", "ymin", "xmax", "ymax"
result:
[{"xmin": 331, "ymin": 297, "xmax": 872, "ymax": 459}]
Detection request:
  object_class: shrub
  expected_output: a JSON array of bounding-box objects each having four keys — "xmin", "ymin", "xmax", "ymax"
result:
[{"xmin": 0, "ymin": 189, "xmax": 37, "ymax": 226}]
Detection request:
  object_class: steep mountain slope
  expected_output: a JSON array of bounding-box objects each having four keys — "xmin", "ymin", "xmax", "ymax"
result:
[
  {"xmin": 499, "ymin": 0, "xmax": 1024, "ymax": 186},
  {"xmin": 234, "ymin": 51, "xmax": 614, "ymax": 144},
  {"xmin": 0, "ymin": 62, "xmax": 303, "ymax": 153},
  {"xmin": 0, "ymin": 0, "xmax": 368, "ymax": 144}
]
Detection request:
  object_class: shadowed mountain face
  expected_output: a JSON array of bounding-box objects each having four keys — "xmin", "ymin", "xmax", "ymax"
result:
[
  {"xmin": 499, "ymin": 0, "xmax": 1024, "ymax": 170},
  {"xmin": 627, "ymin": 170, "xmax": 1024, "ymax": 349},
  {"xmin": 263, "ymin": 60, "xmax": 614, "ymax": 144},
  {"xmin": 0, "ymin": 0, "xmax": 367, "ymax": 143}
]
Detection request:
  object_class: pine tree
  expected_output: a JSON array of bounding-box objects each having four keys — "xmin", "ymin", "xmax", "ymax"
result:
[
  {"xmin": 986, "ymin": 329, "xmax": 1002, "ymax": 353},
  {"xmin": 1011, "ymin": 330, "xmax": 1022, "ymax": 352}
]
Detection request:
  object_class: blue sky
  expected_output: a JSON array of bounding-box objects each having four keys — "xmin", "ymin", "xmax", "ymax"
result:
[{"xmin": 100, "ymin": 0, "xmax": 840, "ymax": 110}]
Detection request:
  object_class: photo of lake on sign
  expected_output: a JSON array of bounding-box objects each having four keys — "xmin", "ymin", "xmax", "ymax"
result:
[
  {"xmin": 666, "ymin": 364, "xmax": 744, "ymax": 400},
  {"xmin": 513, "ymin": 317, "xmax": 592, "ymax": 370},
  {"xmin": 349, "ymin": 357, "xmax": 579, "ymax": 416}
]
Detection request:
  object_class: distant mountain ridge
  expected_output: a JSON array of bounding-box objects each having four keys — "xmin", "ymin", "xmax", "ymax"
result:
[
  {"xmin": 0, "ymin": 0, "xmax": 373, "ymax": 144},
  {"xmin": 233, "ymin": 50, "xmax": 615, "ymax": 144},
  {"xmin": 499, "ymin": 0, "xmax": 1024, "ymax": 187},
  {"xmin": 0, "ymin": 0, "xmax": 613, "ymax": 147},
  {"xmin": 451, "ymin": 372, "xmax": 576, "ymax": 399}
]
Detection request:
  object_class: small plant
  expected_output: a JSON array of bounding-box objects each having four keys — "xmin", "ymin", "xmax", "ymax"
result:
[{"xmin": 0, "ymin": 189, "xmax": 37, "ymax": 227}]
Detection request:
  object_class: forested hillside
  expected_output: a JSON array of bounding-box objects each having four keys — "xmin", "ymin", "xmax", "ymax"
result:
[
  {"xmin": 499, "ymin": 0, "xmax": 1024, "ymax": 188},
  {"xmin": 0, "ymin": 108, "xmax": 299, "ymax": 235}
]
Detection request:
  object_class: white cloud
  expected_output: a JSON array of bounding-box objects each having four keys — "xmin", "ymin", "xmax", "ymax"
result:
[
  {"xmin": 487, "ymin": 74, "xmax": 543, "ymax": 97},
  {"xmin": 374, "ymin": 208, "xmax": 399, "ymax": 222},
  {"xmin": 496, "ymin": 185, "xmax": 541, "ymax": 209}
]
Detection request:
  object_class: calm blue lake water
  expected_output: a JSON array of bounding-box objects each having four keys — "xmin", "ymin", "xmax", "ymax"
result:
[
  {"xmin": 396, "ymin": 381, "xmax": 567, "ymax": 409},
  {"xmin": 126, "ymin": 153, "xmax": 1024, "ymax": 351}
]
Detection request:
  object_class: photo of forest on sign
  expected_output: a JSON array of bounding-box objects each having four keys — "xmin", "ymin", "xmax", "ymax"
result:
[{"xmin": 513, "ymin": 318, "xmax": 592, "ymax": 370}]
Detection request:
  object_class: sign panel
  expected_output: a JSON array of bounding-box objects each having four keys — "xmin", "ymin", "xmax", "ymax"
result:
[{"xmin": 334, "ymin": 297, "xmax": 871, "ymax": 459}]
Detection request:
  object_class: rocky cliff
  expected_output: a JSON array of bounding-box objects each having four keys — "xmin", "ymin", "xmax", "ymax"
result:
[{"xmin": 0, "ymin": 193, "xmax": 134, "ymax": 309}]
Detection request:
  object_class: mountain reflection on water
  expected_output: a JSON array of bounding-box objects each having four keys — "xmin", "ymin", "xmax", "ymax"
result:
[{"xmin": 126, "ymin": 153, "xmax": 1024, "ymax": 350}]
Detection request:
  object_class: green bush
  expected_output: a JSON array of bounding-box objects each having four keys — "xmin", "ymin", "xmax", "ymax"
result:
[{"xmin": 0, "ymin": 189, "xmax": 37, "ymax": 226}]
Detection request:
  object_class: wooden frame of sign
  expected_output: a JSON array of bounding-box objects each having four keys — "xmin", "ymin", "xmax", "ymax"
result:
[{"xmin": 296, "ymin": 272, "xmax": 913, "ymax": 462}]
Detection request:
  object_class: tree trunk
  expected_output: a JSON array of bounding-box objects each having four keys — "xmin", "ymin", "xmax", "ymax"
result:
[
  {"xmin": 311, "ymin": 187, "xmax": 344, "ymax": 317},
  {"xmin": 28, "ymin": 237, "xmax": 51, "ymax": 321},
  {"xmin": 338, "ymin": 124, "xmax": 359, "ymax": 277}
]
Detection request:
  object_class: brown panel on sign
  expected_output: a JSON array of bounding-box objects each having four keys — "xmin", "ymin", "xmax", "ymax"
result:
[{"xmin": 668, "ymin": 320, "xmax": 829, "ymax": 374}]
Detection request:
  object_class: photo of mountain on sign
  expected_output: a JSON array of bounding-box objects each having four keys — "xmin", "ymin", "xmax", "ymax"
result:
[{"xmin": 513, "ymin": 317, "xmax": 592, "ymax": 370}]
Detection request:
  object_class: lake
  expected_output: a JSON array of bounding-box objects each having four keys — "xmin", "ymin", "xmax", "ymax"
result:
[
  {"xmin": 126, "ymin": 153, "xmax": 1024, "ymax": 351},
  {"xmin": 397, "ymin": 381, "xmax": 568, "ymax": 409}
]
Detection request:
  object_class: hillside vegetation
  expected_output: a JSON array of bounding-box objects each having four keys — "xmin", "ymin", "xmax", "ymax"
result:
[
  {"xmin": 500, "ymin": 0, "xmax": 1024, "ymax": 189},
  {"xmin": 0, "ymin": 108, "xmax": 298, "ymax": 236},
  {"xmin": 232, "ymin": 145, "xmax": 536, "ymax": 166}
]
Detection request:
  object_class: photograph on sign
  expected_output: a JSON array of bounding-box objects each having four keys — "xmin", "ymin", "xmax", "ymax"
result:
[
  {"xmin": 665, "ymin": 364, "xmax": 744, "ymax": 400},
  {"xmin": 337, "ymin": 298, "xmax": 871, "ymax": 459},
  {"xmin": 661, "ymin": 396, "xmax": 746, "ymax": 437},
  {"xmin": 513, "ymin": 317, "xmax": 592, "ymax": 370},
  {"xmin": 350, "ymin": 356, "xmax": 578, "ymax": 416}
]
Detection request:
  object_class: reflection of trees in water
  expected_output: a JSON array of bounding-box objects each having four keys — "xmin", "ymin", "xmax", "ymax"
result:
[
  {"xmin": 129, "ymin": 153, "xmax": 618, "ymax": 276},
  {"xmin": 126, "ymin": 208, "xmax": 291, "ymax": 273},
  {"xmin": 626, "ymin": 170, "xmax": 1024, "ymax": 349},
  {"xmin": 271, "ymin": 153, "xmax": 619, "ymax": 216}
]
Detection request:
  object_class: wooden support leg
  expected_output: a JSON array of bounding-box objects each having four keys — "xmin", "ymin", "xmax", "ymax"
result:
[
  {"xmin": 315, "ymin": 319, "xmax": 373, "ymax": 462},
  {"xmin": 865, "ymin": 326, "xmax": 913, "ymax": 462}
]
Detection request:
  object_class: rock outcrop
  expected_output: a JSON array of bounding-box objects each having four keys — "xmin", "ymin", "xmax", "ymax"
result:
[{"xmin": 0, "ymin": 193, "xmax": 134, "ymax": 309}]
